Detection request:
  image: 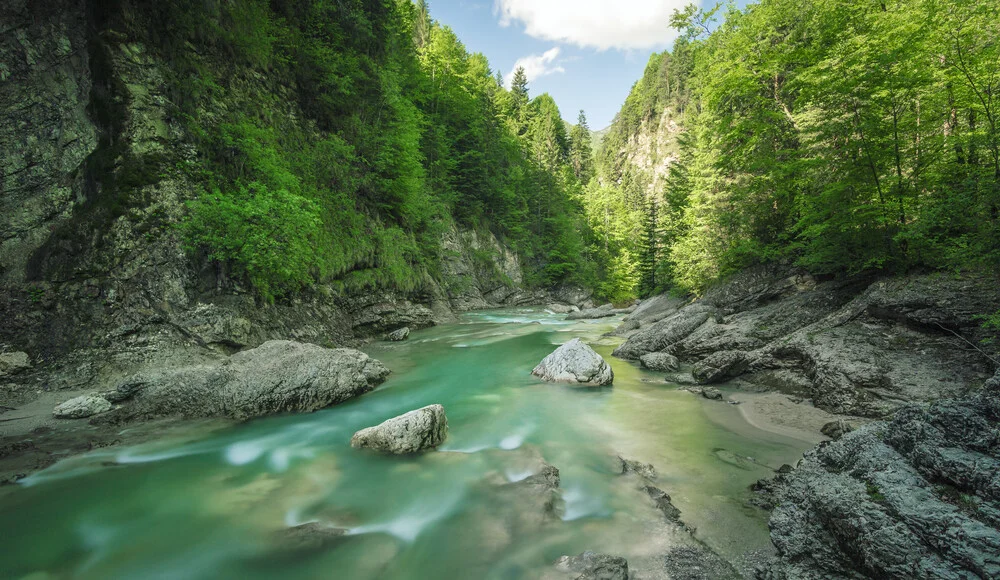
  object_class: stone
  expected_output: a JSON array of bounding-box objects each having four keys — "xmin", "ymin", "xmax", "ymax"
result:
[
  {"xmin": 386, "ymin": 327, "xmax": 410, "ymax": 341},
  {"xmin": 350, "ymin": 404, "xmax": 448, "ymax": 454},
  {"xmin": 0, "ymin": 352, "xmax": 31, "ymax": 376},
  {"xmin": 691, "ymin": 350, "xmax": 749, "ymax": 384},
  {"xmin": 701, "ymin": 387, "xmax": 724, "ymax": 401},
  {"xmin": 612, "ymin": 305, "xmax": 715, "ymax": 360},
  {"xmin": 53, "ymin": 394, "xmax": 112, "ymax": 419},
  {"xmin": 276, "ymin": 522, "xmax": 348, "ymax": 552},
  {"xmin": 820, "ymin": 419, "xmax": 855, "ymax": 440},
  {"xmin": 115, "ymin": 341, "xmax": 390, "ymax": 421},
  {"xmin": 567, "ymin": 303, "xmax": 620, "ymax": 320},
  {"xmin": 616, "ymin": 456, "xmax": 657, "ymax": 480},
  {"xmin": 531, "ymin": 339, "xmax": 614, "ymax": 386},
  {"xmin": 546, "ymin": 303, "xmax": 578, "ymax": 314},
  {"xmin": 639, "ymin": 352, "xmax": 679, "ymax": 372},
  {"xmin": 101, "ymin": 378, "xmax": 146, "ymax": 403},
  {"xmin": 554, "ymin": 551, "xmax": 629, "ymax": 580},
  {"xmin": 642, "ymin": 485, "xmax": 682, "ymax": 521}
]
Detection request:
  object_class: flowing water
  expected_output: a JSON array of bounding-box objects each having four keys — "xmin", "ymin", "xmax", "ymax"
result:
[{"xmin": 0, "ymin": 309, "xmax": 813, "ymax": 579}]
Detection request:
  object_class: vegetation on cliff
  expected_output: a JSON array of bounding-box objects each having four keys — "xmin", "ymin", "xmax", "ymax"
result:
[{"xmin": 595, "ymin": 0, "xmax": 1000, "ymax": 297}]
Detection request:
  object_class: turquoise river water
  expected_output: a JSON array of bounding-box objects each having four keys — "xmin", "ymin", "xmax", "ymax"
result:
[{"xmin": 0, "ymin": 309, "xmax": 813, "ymax": 579}]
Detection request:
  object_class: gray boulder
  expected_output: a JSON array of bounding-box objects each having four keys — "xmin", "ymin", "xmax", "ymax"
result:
[
  {"xmin": 555, "ymin": 552, "xmax": 629, "ymax": 580},
  {"xmin": 692, "ymin": 350, "xmax": 749, "ymax": 384},
  {"xmin": 350, "ymin": 404, "xmax": 448, "ymax": 454},
  {"xmin": 567, "ymin": 303, "xmax": 620, "ymax": 320},
  {"xmin": 386, "ymin": 327, "xmax": 410, "ymax": 341},
  {"xmin": 643, "ymin": 485, "xmax": 682, "ymax": 521},
  {"xmin": 546, "ymin": 303, "xmax": 579, "ymax": 314},
  {"xmin": 276, "ymin": 523, "xmax": 347, "ymax": 552},
  {"xmin": 0, "ymin": 351, "xmax": 31, "ymax": 376},
  {"xmin": 53, "ymin": 394, "xmax": 112, "ymax": 419},
  {"xmin": 114, "ymin": 341, "xmax": 390, "ymax": 421},
  {"xmin": 639, "ymin": 352, "xmax": 680, "ymax": 372},
  {"xmin": 612, "ymin": 305, "xmax": 714, "ymax": 360},
  {"xmin": 532, "ymin": 338, "xmax": 614, "ymax": 386}
]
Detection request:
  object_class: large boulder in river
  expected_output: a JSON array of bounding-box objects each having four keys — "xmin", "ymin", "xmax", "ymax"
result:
[
  {"xmin": 532, "ymin": 339, "xmax": 614, "ymax": 386},
  {"xmin": 350, "ymin": 404, "xmax": 448, "ymax": 454},
  {"xmin": 53, "ymin": 394, "xmax": 112, "ymax": 418},
  {"xmin": 110, "ymin": 340, "xmax": 390, "ymax": 421}
]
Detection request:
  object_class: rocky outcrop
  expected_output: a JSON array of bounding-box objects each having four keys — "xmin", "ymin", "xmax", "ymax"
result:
[
  {"xmin": 554, "ymin": 552, "xmax": 629, "ymax": 580},
  {"xmin": 759, "ymin": 380, "xmax": 1000, "ymax": 580},
  {"xmin": 616, "ymin": 456, "xmax": 657, "ymax": 480},
  {"xmin": 643, "ymin": 485, "xmax": 682, "ymax": 521},
  {"xmin": 532, "ymin": 339, "xmax": 614, "ymax": 386},
  {"xmin": 612, "ymin": 268, "xmax": 998, "ymax": 416},
  {"xmin": 275, "ymin": 523, "xmax": 347, "ymax": 552},
  {"xmin": 546, "ymin": 303, "xmax": 579, "ymax": 314},
  {"xmin": 52, "ymin": 394, "xmax": 111, "ymax": 418},
  {"xmin": 567, "ymin": 303, "xmax": 634, "ymax": 320},
  {"xmin": 109, "ymin": 340, "xmax": 389, "ymax": 421},
  {"xmin": 820, "ymin": 419, "xmax": 854, "ymax": 440},
  {"xmin": 350, "ymin": 404, "xmax": 448, "ymax": 454},
  {"xmin": 386, "ymin": 327, "xmax": 410, "ymax": 341}
]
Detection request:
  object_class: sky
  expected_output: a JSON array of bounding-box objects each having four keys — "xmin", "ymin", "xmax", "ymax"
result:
[{"xmin": 427, "ymin": 0, "xmax": 704, "ymax": 130}]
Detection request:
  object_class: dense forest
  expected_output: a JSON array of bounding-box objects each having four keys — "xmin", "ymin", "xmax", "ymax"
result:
[
  {"xmin": 595, "ymin": 0, "xmax": 1000, "ymax": 297},
  {"xmin": 121, "ymin": 0, "xmax": 596, "ymax": 300},
  {"xmin": 115, "ymin": 0, "xmax": 1000, "ymax": 305}
]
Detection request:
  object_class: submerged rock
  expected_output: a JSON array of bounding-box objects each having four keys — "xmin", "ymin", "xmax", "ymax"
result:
[
  {"xmin": 616, "ymin": 456, "xmax": 657, "ymax": 480},
  {"xmin": 386, "ymin": 327, "xmax": 410, "ymax": 341},
  {"xmin": 554, "ymin": 551, "xmax": 629, "ymax": 580},
  {"xmin": 642, "ymin": 485, "xmax": 681, "ymax": 521},
  {"xmin": 639, "ymin": 352, "xmax": 679, "ymax": 372},
  {"xmin": 350, "ymin": 404, "xmax": 448, "ymax": 454},
  {"xmin": 53, "ymin": 394, "xmax": 112, "ymax": 419},
  {"xmin": 276, "ymin": 522, "xmax": 348, "ymax": 551},
  {"xmin": 700, "ymin": 387, "xmax": 724, "ymax": 401},
  {"xmin": 532, "ymin": 339, "xmax": 614, "ymax": 386}
]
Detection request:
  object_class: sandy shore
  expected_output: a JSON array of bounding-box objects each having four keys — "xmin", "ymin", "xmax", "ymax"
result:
[{"xmin": 728, "ymin": 391, "xmax": 869, "ymax": 445}]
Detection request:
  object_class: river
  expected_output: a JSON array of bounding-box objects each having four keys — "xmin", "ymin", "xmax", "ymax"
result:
[{"xmin": 0, "ymin": 308, "xmax": 813, "ymax": 579}]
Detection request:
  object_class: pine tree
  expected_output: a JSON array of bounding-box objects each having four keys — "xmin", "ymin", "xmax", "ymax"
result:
[
  {"xmin": 414, "ymin": 0, "xmax": 431, "ymax": 49},
  {"xmin": 638, "ymin": 196, "xmax": 658, "ymax": 296},
  {"xmin": 569, "ymin": 110, "xmax": 594, "ymax": 183}
]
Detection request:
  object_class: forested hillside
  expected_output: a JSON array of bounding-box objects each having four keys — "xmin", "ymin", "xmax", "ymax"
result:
[
  {"xmin": 107, "ymin": 0, "xmax": 595, "ymax": 300},
  {"xmin": 595, "ymin": 0, "xmax": 1000, "ymax": 298}
]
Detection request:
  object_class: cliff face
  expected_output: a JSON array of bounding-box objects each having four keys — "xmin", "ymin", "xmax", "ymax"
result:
[{"xmin": 0, "ymin": 0, "xmax": 568, "ymax": 380}]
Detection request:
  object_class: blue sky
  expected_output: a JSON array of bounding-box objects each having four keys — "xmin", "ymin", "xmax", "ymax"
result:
[{"xmin": 427, "ymin": 0, "xmax": 702, "ymax": 130}]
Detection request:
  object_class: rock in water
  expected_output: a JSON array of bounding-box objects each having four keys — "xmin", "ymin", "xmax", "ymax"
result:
[
  {"xmin": 531, "ymin": 338, "xmax": 614, "ymax": 386},
  {"xmin": 276, "ymin": 523, "xmax": 348, "ymax": 552},
  {"xmin": 642, "ymin": 485, "xmax": 682, "ymax": 521},
  {"xmin": 616, "ymin": 456, "xmax": 657, "ymax": 480},
  {"xmin": 554, "ymin": 552, "xmax": 629, "ymax": 580},
  {"xmin": 701, "ymin": 387, "xmax": 724, "ymax": 400},
  {"xmin": 53, "ymin": 394, "xmax": 112, "ymax": 419},
  {"xmin": 386, "ymin": 327, "xmax": 410, "ymax": 341},
  {"xmin": 639, "ymin": 352, "xmax": 679, "ymax": 372},
  {"xmin": 546, "ymin": 303, "xmax": 579, "ymax": 314},
  {"xmin": 351, "ymin": 404, "xmax": 448, "ymax": 454}
]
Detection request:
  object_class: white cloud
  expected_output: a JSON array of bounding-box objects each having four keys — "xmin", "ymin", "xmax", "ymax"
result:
[
  {"xmin": 505, "ymin": 47, "xmax": 565, "ymax": 88},
  {"xmin": 494, "ymin": 0, "xmax": 687, "ymax": 51}
]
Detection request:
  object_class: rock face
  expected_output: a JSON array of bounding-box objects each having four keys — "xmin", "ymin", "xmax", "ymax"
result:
[
  {"xmin": 760, "ymin": 384, "xmax": 1000, "ymax": 580},
  {"xmin": 386, "ymin": 327, "xmax": 410, "ymax": 341},
  {"xmin": 568, "ymin": 303, "xmax": 634, "ymax": 320},
  {"xmin": 820, "ymin": 419, "xmax": 855, "ymax": 440},
  {"xmin": 532, "ymin": 339, "xmax": 614, "ymax": 386},
  {"xmin": 350, "ymin": 404, "xmax": 448, "ymax": 454},
  {"xmin": 0, "ymin": 352, "xmax": 31, "ymax": 376},
  {"xmin": 53, "ymin": 394, "xmax": 112, "ymax": 418},
  {"xmin": 639, "ymin": 352, "xmax": 679, "ymax": 372},
  {"xmin": 115, "ymin": 341, "xmax": 390, "ymax": 421},
  {"xmin": 554, "ymin": 552, "xmax": 629, "ymax": 580},
  {"xmin": 611, "ymin": 266, "xmax": 998, "ymax": 416}
]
